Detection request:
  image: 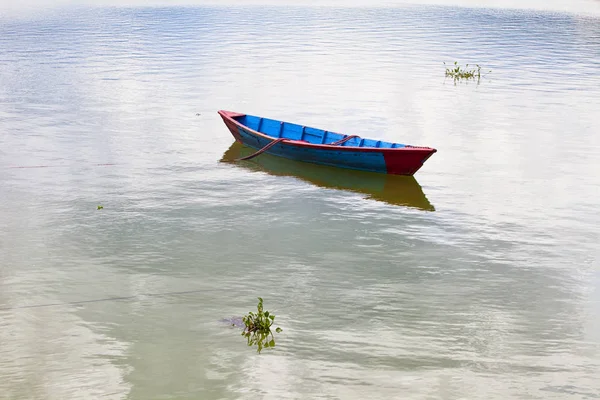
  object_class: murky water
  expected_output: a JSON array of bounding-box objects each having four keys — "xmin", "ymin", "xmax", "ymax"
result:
[{"xmin": 1, "ymin": 3, "xmax": 600, "ymax": 399}]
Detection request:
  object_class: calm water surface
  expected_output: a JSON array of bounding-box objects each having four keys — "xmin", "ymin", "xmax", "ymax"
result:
[{"xmin": 1, "ymin": 3, "xmax": 600, "ymax": 399}]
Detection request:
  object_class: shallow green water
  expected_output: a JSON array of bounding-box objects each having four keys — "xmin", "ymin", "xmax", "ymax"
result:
[{"xmin": 1, "ymin": 3, "xmax": 599, "ymax": 399}]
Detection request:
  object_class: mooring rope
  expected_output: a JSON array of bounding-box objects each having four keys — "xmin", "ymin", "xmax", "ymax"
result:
[
  {"xmin": 5, "ymin": 163, "xmax": 117, "ymax": 169},
  {"xmin": 235, "ymin": 138, "xmax": 288, "ymax": 161},
  {"xmin": 0, "ymin": 288, "xmax": 213, "ymax": 311}
]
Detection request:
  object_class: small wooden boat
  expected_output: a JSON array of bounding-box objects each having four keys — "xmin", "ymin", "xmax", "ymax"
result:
[
  {"xmin": 221, "ymin": 142, "xmax": 435, "ymax": 211},
  {"xmin": 218, "ymin": 110, "xmax": 437, "ymax": 176}
]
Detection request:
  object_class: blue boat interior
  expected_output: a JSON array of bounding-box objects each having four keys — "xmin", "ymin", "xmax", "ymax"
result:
[{"xmin": 234, "ymin": 114, "xmax": 406, "ymax": 148}]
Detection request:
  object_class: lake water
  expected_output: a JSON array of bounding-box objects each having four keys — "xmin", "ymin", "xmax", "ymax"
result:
[{"xmin": 1, "ymin": 2, "xmax": 600, "ymax": 399}]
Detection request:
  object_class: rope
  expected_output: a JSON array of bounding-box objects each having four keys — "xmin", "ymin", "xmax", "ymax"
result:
[
  {"xmin": 5, "ymin": 163, "xmax": 117, "ymax": 169},
  {"xmin": 235, "ymin": 138, "xmax": 288, "ymax": 161},
  {"xmin": 0, "ymin": 289, "xmax": 214, "ymax": 311},
  {"xmin": 234, "ymin": 134, "xmax": 361, "ymax": 162},
  {"xmin": 328, "ymin": 135, "xmax": 359, "ymax": 146}
]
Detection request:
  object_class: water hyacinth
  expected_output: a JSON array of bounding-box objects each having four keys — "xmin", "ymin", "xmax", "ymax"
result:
[
  {"xmin": 241, "ymin": 297, "xmax": 282, "ymax": 353},
  {"xmin": 444, "ymin": 61, "xmax": 490, "ymax": 82}
]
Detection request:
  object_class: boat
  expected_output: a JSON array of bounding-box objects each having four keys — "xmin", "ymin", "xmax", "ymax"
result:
[
  {"xmin": 221, "ymin": 142, "xmax": 435, "ymax": 211},
  {"xmin": 217, "ymin": 110, "xmax": 436, "ymax": 176}
]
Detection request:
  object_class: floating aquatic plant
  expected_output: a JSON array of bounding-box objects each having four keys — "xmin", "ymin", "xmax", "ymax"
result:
[
  {"xmin": 97, "ymin": 205, "xmax": 104, "ymax": 210},
  {"xmin": 241, "ymin": 297, "xmax": 282, "ymax": 353},
  {"xmin": 444, "ymin": 61, "xmax": 490, "ymax": 83}
]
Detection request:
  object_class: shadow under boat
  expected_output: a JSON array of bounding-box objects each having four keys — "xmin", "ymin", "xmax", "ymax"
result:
[{"xmin": 220, "ymin": 142, "xmax": 435, "ymax": 211}]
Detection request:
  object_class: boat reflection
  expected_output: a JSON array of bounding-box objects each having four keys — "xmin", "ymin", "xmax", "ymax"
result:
[{"xmin": 220, "ymin": 142, "xmax": 435, "ymax": 211}]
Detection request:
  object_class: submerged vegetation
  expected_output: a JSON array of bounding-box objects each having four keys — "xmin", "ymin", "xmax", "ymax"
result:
[
  {"xmin": 241, "ymin": 297, "xmax": 282, "ymax": 353},
  {"xmin": 444, "ymin": 61, "xmax": 490, "ymax": 83}
]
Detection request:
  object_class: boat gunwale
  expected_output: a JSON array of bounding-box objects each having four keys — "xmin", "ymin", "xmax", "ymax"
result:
[{"xmin": 218, "ymin": 110, "xmax": 437, "ymax": 154}]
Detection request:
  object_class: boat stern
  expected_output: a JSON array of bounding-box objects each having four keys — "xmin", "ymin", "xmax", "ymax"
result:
[{"xmin": 383, "ymin": 147, "xmax": 437, "ymax": 175}]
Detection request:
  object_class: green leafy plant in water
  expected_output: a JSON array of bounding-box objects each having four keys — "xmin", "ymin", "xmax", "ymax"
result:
[
  {"xmin": 241, "ymin": 297, "xmax": 282, "ymax": 353},
  {"xmin": 444, "ymin": 61, "xmax": 490, "ymax": 83},
  {"xmin": 97, "ymin": 205, "xmax": 104, "ymax": 210}
]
